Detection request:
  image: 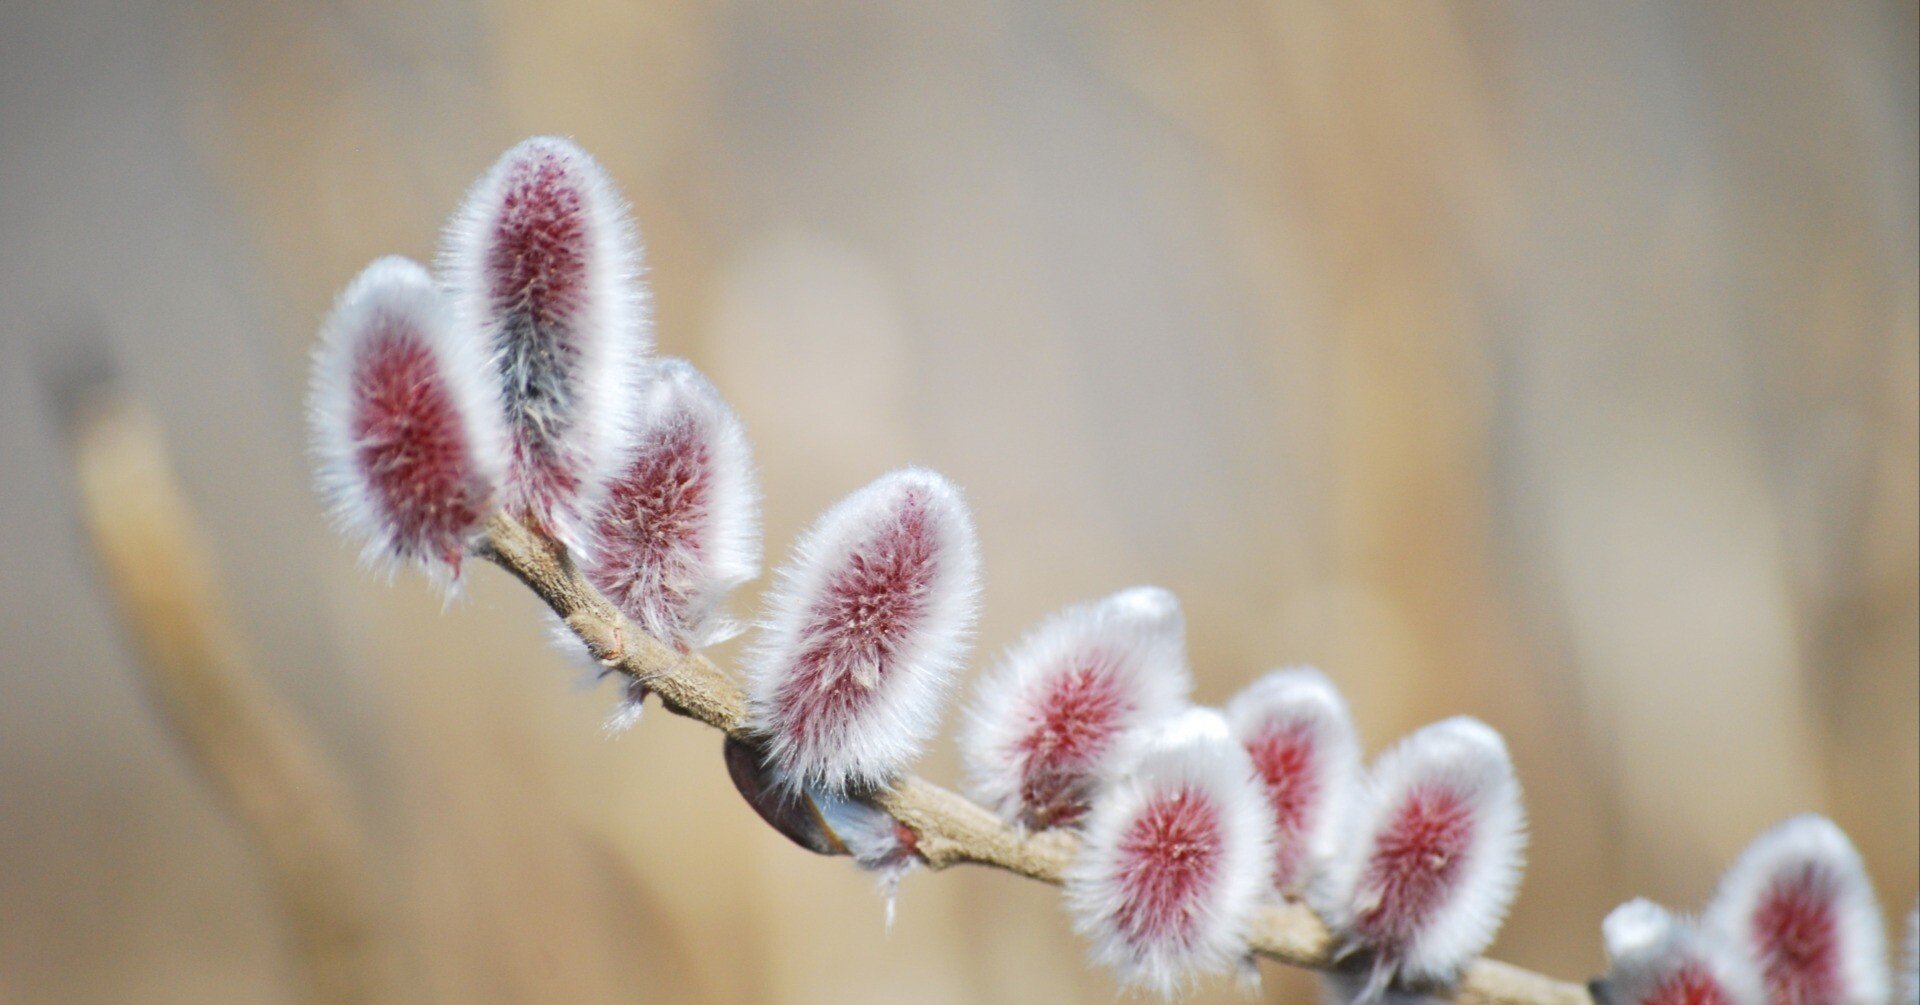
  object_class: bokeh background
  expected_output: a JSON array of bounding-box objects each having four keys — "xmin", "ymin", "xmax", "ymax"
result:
[{"xmin": 1, "ymin": 2, "xmax": 1915, "ymax": 1003}]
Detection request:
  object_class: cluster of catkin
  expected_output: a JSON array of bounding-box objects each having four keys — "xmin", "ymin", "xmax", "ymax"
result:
[{"xmin": 308, "ymin": 137, "xmax": 1920, "ymax": 1003}]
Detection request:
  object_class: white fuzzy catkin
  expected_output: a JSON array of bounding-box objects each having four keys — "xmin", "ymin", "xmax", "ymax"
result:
[
  {"xmin": 1064, "ymin": 722, "xmax": 1274, "ymax": 997},
  {"xmin": 960, "ymin": 586, "xmax": 1192, "ymax": 830},
  {"xmin": 1704, "ymin": 815, "xmax": 1889, "ymax": 1005},
  {"xmin": 1597, "ymin": 899, "xmax": 1766, "ymax": 1005},
  {"xmin": 583, "ymin": 359, "xmax": 761, "ymax": 652},
  {"xmin": 438, "ymin": 135, "xmax": 649, "ymax": 550},
  {"xmin": 1225, "ymin": 666, "xmax": 1361, "ymax": 900},
  {"xmin": 1326, "ymin": 716, "xmax": 1526, "ymax": 1001},
  {"xmin": 309, "ymin": 256, "xmax": 505, "ymax": 585},
  {"xmin": 745, "ymin": 468, "xmax": 980, "ymax": 792}
]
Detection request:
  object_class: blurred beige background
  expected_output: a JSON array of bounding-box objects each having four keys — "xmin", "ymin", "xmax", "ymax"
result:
[{"xmin": 1, "ymin": 1, "xmax": 1915, "ymax": 1003}]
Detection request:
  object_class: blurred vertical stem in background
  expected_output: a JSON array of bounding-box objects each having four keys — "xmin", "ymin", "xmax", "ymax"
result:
[{"xmin": 63, "ymin": 379, "xmax": 409, "ymax": 1005}]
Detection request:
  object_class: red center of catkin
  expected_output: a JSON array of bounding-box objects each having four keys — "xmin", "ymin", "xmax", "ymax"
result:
[
  {"xmin": 1357, "ymin": 783, "xmax": 1475, "ymax": 952},
  {"xmin": 781, "ymin": 491, "xmax": 938, "ymax": 752},
  {"xmin": 1244, "ymin": 718, "xmax": 1320, "ymax": 889},
  {"xmin": 351, "ymin": 328, "xmax": 485, "ymax": 563},
  {"xmin": 1113, "ymin": 786, "xmax": 1224, "ymax": 951},
  {"xmin": 489, "ymin": 151, "xmax": 589, "ymax": 336},
  {"xmin": 586, "ymin": 415, "xmax": 712, "ymax": 634},
  {"xmin": 1641, "ymin": 964, "xmax": 1738, "ymax": 1005},
  {"xmin": 1751, "ymin": 866, "xmax": 1842, "ymax": 1005},
  {"xmin": 487, "ymin": 150, "xmax": 592, "ymax": 515},
  {"xmin": 1012, "ymin": 655, "xmax": 1132, "ymax": 827}
]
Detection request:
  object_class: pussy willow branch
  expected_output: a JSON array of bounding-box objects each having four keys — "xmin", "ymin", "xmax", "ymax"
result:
[
  {"xmin": 479, "ymin": 512, "xmax": 1591, "ymax": 1005},
  {"xmin": 69, "ymin": 396, "xmax": 409, "ymax": 1005}
]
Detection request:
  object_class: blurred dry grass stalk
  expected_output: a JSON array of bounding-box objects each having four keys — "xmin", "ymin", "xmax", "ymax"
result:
[{"xmin": 65, "ymin": 389, "xmax": 409, "ymax": 1004}]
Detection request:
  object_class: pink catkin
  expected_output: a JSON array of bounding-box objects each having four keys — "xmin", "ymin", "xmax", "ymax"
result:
[
  {"xmin": 441, "ymin": 137, "xmax": 648, "ymax": 548},
  {"xmin": 777, "ymin": 491, "xmax": 937, "ymax": 749},
  {"xmin": 1013, "ymin": 653, "xmax": 1134, "ymax": 828},
  {"xmin": 1225, "ymin": 667, "xmax": 1360, "ymax": 899},
  {"xmin": 747, "ymin": 468, "xmax": 979, "ymax": 792},
  {"xmin": 1064, "ymin": 724, "xmax": 1273, "ymax": 996},
  {"xmin": 962, "ymin": 586, "xmax": 1191, "ymax": 832},
  {"xmin": 582, "ymin": 360, "xmax": 759, "ymax": 727},
  {"xmin": 1355, "ymin": 784, "xmax": 1476, "ymax": 954},
  {"xmin": 490, "ymin": 150, "xmax": 594, "ymax": 523},
  {"xmin": 1748, "ymin": 868, "xmax": 1844, "ymax": 1005},
  {"xmin": 349, "ymin": 333, "xmax": 490, "ymax": 569},
  {"xmin": 1598, "ymin": 899, "xmax": 1765, "ymax": 1005},
  {"xmin": 1705, "ymin": 816, "xmax": 1888, "ymax": 1005},
  {"xmin": 1245, "ymin": 718, "xmax": 1324, "ymax": 888},
  {"xmin": 1644, "ymin": 966, "xmax": 1745, "ymax": 1005},
  {"xmin": 1329, "ymin": 717, "xmax": 1524, "ymax": 1000},
  {"xmin": 1111, "ymin": 786, "xmax": 1226, "ymax": 952},
  {"xmin": 591, "ymin": 416, "xmax": 709, "ymax": 598},
  {"xmin": 583, "ymin": 361, "xmax": 759, "ymax": 652},
  {"xmin": 311, "ymin": 256, "xmax": 503, "ymax": 584}
]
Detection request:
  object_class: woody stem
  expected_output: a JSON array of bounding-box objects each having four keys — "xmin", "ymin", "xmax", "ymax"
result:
[{"xmin": 477, "ymin": 510, "xmax": 1591, "ymax": 1005}]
